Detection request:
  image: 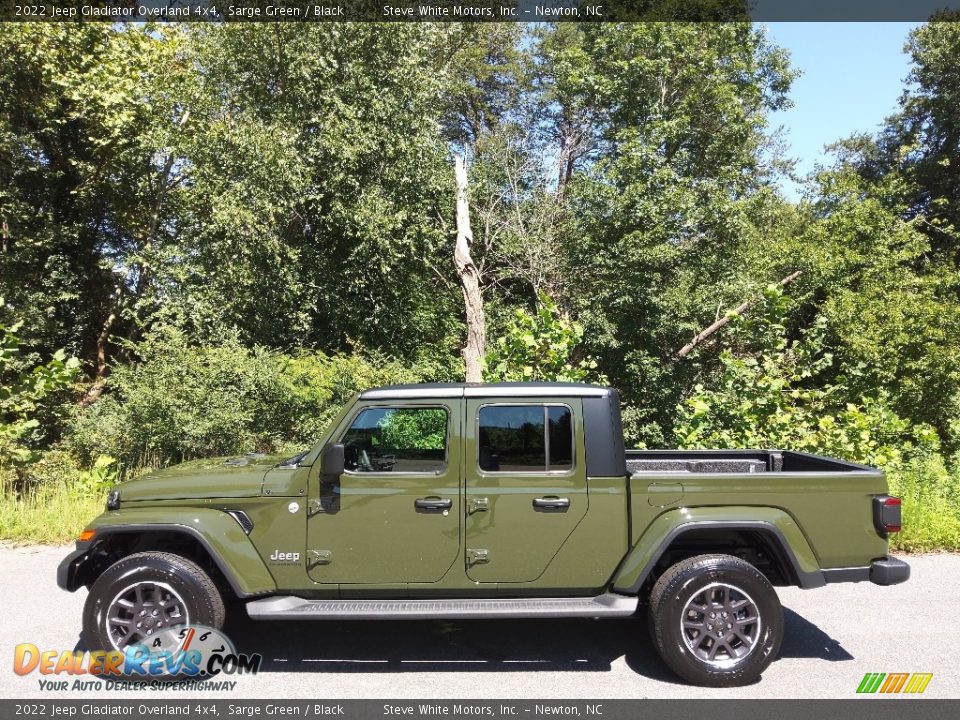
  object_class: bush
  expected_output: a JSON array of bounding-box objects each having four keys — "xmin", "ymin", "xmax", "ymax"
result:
[
  {"xmin": 674, "ymin": 288, "xmax": 960, "ymax": 550},
  {"xmin": 0, "ymin": 449, "xmax": 109, "ymax": 544},
  {"xmin": 1, "ymin": 311, "xmax": 79, "ymax": 470},
  {"xmin": 483, "ymin": 292, "xmax": 604, "ymax": 383},
  {"xmin": 276, "ymin": 347, "xmax": 434, "ymax": 444},
  {"xmin": 674, "ymin": 290, "xmax": 939, "ymax": 468},
  {"xmin": 67, "ymin": 328, "xmax": 432, "ymax": 471},
  {"xmin": 888, "ymin": 455, "xmax": 960, "ymax": 552}
]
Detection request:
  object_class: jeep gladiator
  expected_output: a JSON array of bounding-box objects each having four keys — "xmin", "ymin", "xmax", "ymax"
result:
[{"xmin": 58, "ymin": 382, "xmax": 909, "ymax": 686}]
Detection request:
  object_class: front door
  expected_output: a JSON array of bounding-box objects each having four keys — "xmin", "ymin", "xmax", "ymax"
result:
[
  {"xmin": 306, "ymin": 400, "xmax": 461, "ymax": 584},
  {"xmin": 464, "ymin": 398, "xmax": 588, "ymax": 584}
]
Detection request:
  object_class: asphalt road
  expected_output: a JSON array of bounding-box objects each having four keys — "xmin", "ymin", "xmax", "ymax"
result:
[{"xmin": 2, "ymin": 545, "xmax": 957, "ymax": 699}]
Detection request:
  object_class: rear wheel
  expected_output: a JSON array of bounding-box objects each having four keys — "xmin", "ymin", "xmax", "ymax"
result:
[
  {"xmin": 648, "ymin": 554, "xmax": 783, "ymax": 687},
  {"xmin": 82, "ymin": 551, "xmax": 225, "ymax": 651}
]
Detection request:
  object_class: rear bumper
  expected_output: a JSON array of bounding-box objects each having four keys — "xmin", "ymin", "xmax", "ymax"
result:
[
  {"xmin": 821, "ymin": 556, "xmax": 910, "ymax": 586},
  {"xmin": 870, "ymin": 557, "xmax": 911, "ymax": 586}
]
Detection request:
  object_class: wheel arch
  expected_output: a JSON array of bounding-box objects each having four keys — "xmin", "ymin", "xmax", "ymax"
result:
[
  {"xmin": 58, "ymin": 510, "xmax": 276, "ymax": 599},
  {"xmin": 612, "ymin": 507, "xmax": 825, "ymax": 595}
]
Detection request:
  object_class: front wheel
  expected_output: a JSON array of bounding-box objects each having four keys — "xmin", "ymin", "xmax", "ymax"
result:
[
  {"xmin": 647, "ymin": 554, "xmax": 783, "ymax": 687},
  {"xmin": 82, "ymin": 551, "xmax": 225, "ymax": 651}
]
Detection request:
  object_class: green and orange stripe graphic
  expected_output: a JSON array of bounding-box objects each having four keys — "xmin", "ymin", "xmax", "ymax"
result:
[{"xmin": 856, "ymin": 672, "xmax": 933, "ymax": 694}]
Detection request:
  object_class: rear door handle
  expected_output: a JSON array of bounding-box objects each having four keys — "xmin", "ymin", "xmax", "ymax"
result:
[
  {"xmin": 415, "ymin": 497, "xmax": 452, "ymax": 511},
  {"xmin": 533, "ymin": 497, "xmax": 570, "ymax": 510}
]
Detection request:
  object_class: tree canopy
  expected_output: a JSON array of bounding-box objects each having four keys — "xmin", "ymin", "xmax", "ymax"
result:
[{"xmin": 1, "ymin": 19, "xmax": 959, "ymax": 471}]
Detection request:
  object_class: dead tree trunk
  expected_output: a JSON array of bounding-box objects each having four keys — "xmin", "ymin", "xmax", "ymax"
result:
[
  {"xmin": 454, "ymin": 154, "xmax": 486, "ymax": 383},
  {"xmin": 676, "ymin": 271, "xmax": 803, "ymax": 359}
]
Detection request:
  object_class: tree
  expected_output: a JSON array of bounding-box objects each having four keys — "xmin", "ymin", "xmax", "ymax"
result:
[
  {"xmin": 160, "ymin": 25, "xmax": 459, "ymax": 366},
  {"xmin": 454, "ymin": 155, "xmax": 486, "ymax": 382},
  {"xmin": 832, "ymin": 15, "xmax": 960, "ymax": 264},
  {"xmin": 483, "ymin": 291, "xmax": 601, "ymax": 383},
  {"xmin": 789, "ymin": 163, "xmax": 960, "ymax": 452},
  {"xmin": 674, "ymin": 287, "xmax": 937, "ymax": 471},
  {"xmin": 788, "ymin": 17, "xmax": 960, "ymax": 452},
  {"xmin": 551, "ymin": 23, "xmax": 796, "ymax": 443},
  {"xmin": 0, "ymin": 25, "xmax": 184, "ymax": 388}
]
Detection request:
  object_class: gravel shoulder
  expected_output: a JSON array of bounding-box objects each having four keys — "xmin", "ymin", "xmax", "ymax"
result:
[{"xmin": 1, "ymin": 544, "xmax": 956, "ymax": 699}]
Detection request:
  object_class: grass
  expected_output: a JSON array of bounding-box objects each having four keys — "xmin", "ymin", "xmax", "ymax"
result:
[
  {"xmin": 0, "ymin": 483, "xmax": 103, "ymax": 544},
  {"xmin": 888, "ymin": 458, "xmax": 960, "ymax": 552},
  {"xmin": 893, "ymin": 496, "xmax": 960, "ymax": 552}
]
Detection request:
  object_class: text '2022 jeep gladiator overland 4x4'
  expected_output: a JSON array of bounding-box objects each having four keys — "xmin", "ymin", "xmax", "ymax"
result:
[{"xmin": 58, "ymin": 383, "xmax": 909, "ymax": 686}]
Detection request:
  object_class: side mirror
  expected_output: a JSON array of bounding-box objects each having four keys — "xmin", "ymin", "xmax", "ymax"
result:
[{"xmin": 321, "ymin": 443, "xmax": 345, "ymax": 480}]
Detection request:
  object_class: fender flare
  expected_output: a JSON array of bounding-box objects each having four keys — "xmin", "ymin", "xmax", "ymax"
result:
[
  {"xmin": 612, "ymin": 507, "xmax": 825, "ymax": 594},
  {"xmin": 57, "ymin": 508, "xmax": 276, "ymax": 598}
]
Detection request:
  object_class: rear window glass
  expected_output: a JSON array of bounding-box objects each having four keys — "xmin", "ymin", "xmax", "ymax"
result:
[{"xmin": 478, "ymin": 405, "xmax": 573, "ymax": 473}]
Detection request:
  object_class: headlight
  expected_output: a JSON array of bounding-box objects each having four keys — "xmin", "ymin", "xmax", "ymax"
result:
[{"xmin": 106, "ymin": 490, "xmax": 121, "ymax": 510}]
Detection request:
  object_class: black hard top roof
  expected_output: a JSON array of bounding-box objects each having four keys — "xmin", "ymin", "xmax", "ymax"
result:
[{"xmin": 359, "ymin": 382, "xmax": 613, "ymax": 400}]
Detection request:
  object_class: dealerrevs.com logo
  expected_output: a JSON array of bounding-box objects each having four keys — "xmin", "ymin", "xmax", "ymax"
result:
[
  {"xmin": 13, "ymin": 625, "xmax": 261, "ymax": 692},
  {"xmin": 856, "ymin": 672, "xmax": 934, "ymax": 695}
]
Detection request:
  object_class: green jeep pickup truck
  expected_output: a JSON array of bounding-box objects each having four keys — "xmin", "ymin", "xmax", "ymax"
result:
[{"xmin": 58, "ymin": 382, "xmax": 909, "ymax": 686}]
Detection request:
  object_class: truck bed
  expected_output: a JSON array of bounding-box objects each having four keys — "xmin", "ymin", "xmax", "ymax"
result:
[{"xmin": 625, "ymin": 449, "xmax": 875, "ymax": 475}]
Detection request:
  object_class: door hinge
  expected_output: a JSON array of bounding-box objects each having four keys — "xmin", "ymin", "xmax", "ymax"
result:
[
  {"xmin": 308, "ymin": 549, "xmax": 332, "ymax": 567},
  {"xmin": 466, "ymin": 548, "xmax": 490, "ymax": 565},
  {"xmin": 467, "ymin": 497, "xmax": 489, "ymax": 514},
  {"xmin": 308, "ymin": 497, "xmax": 340, "ymax": 515}
]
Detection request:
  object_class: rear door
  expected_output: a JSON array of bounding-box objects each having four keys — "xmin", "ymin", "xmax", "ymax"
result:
[
  {"xmin": 463, "ymin": 398, "xmax": 588, "ymax": 583},
  {"xmin": 306, "ymin": 399, "xmax": 461, "ymax": 584}
]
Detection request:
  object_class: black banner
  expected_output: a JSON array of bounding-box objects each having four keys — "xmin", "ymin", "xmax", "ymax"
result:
[
  {"xmin": 1, "ymin": 0, "xmax": 960, "ymax": 23},
  {"xmin": 1, "ymin": 700, "xmax": 959, "ymax": 720}
]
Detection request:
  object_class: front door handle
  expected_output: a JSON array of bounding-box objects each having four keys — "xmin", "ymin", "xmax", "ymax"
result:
[
  {"xmin": 533, "ymin": 496, "xmax": 570, "ymax": 511},
  {"xmin": 415, "ymin": 497, "xmax": 452, "ymax": 511}
]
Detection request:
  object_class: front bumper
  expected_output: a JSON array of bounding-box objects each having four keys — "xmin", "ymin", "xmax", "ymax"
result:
[{"xmin": 57, "ymin": 542, "xmax": 93, "ymax": 592}]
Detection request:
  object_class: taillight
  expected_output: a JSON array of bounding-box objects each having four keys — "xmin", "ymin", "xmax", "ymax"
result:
[{"xmin": 873, "ymin": 495, "xmax": 902, "ymax": 535}]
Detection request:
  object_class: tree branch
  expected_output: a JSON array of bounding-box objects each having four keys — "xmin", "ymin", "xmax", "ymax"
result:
[{"xmin": 675, "ymin": 271, "xmax": 803, "ymax": 359}]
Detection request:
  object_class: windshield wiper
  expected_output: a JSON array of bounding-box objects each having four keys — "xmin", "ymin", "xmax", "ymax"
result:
[{"xmin": 277, "ymin": 450, "xmax": 308, "ymax": 468}]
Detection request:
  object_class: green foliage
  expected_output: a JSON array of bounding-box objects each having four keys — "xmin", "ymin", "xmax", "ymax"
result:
[
  {"xmin": 674, "ymin": 289, "xmax": 960, "ymax": 550},
  {"xmin": 795, "ymin": 164, "xmax": 960, "ymax": 453},
  {"xmin": 272, "ymin": 346, "xmax": 442, "ymax": 446},
  {"xmin": 551, "ymin": 23, "xmax": 798, "ymax": 444},
  {"xmin": 0, "ymin": 312, "xmax": 79, "ymax": 467},
  {"xmin": 0, "ymin": 481, "xmax": 103, "ymax": 545},
  {"xmin": 484, "ymin": 292, "xmax": 602, "ymax": 383},
  {"xmin": 2, "ymin": 22, "xmax": 959, "ymax": 549},
  {"xmin": 67, "ymin": 328, "xmax": 432, "ymax": 471},
  {"xmin": 159, "ymin": 24, "xmax": 460, "ymax": 364},
  {"xmin": 0, "ymin": 25, "xmax": 184, "ymax": 361},
  {"xmin": 1, "ymin": 449, "xmax": 109, "ymax": 544},
  {"xmin": 70, "ymin": 455, "xmax": 119, "ymax": 499},
  {"xmin": 376, "ymin": 409, "xmax": 447, "ymax": 451},
  {"xmin": 674, "ymin": 288, "xmax": 937, "ymax": 469},
  {"xmin": 887, "ymin": 455, "xmax": 960, "ymax": 552}
]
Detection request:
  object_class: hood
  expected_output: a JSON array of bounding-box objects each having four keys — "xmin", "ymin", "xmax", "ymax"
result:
[{"xmin": 116, "ymin": 453, "xmax": 289, "ymax": 503}]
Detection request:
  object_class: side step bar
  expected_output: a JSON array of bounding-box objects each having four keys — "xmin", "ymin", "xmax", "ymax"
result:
[{"xmin": 246, "ymin": 593, "xmax": 638, "ymax": 620}]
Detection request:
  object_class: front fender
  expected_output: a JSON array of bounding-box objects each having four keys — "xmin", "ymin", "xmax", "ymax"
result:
[
  {"xmin": 57, "ymin": 507, "xmax": 276, "ymax": 598},
  {"xmin": 612, "ymin": 506, "xmax": 824, "ymax": 593}
]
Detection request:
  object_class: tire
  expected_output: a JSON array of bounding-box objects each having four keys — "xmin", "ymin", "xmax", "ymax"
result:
[
  {"xmin": 647, "ymin": 554, "xmax": 783, "ymax": 687},
  {"xmin": 82, "ymin": 551, "xmax": 225, "ymax": 652}
]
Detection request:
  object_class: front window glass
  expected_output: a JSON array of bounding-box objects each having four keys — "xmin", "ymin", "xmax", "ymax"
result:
[{"xmin": 341, "ymin": 407, "xmax": 448, "ymax": 473}]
